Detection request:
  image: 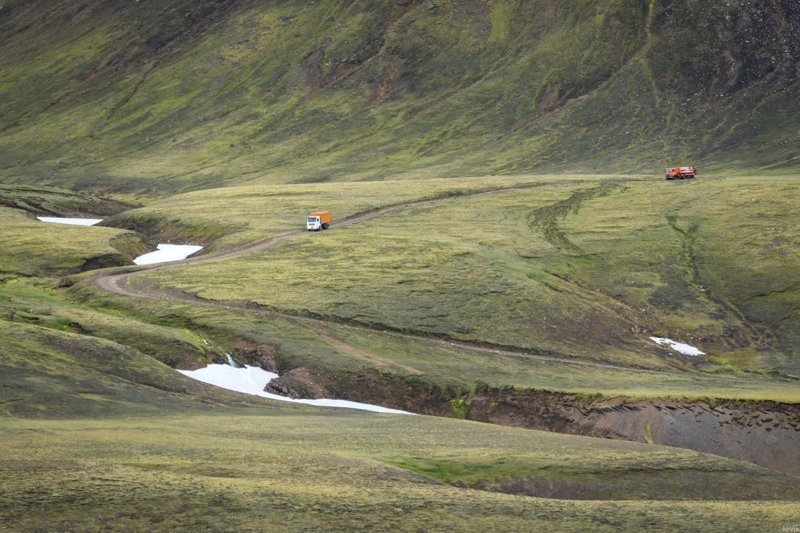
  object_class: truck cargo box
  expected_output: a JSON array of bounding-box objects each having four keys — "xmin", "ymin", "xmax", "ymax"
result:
[{"xmin": 307, "ymin": 211, "xmax": 331, "ymax": 231}]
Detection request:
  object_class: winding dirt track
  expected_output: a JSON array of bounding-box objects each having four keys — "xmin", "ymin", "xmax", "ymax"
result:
[{"xmin": 92, "ymin": 180, "xmax": 715, "ymax": 378}]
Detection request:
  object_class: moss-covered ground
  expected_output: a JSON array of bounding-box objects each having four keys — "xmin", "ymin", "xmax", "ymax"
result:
[
  {"xmin": 5, "ymin": 271, "xmax": 798, "ymax": 528},
  {"xmin": 0, "ymin": 209, "xmax": 145, "ymax": 278},
  {"xmin": 2, "ymin": 413, "xmax": 800, "ymax": 531},
  {"xmin": 1, "ymin": 2, "xmax": 797, "ymax": 193},
  {"xmin": 1, "ymin": 175, "xmax": 798, "ymax": 529},
  {"xmin": 137, "ymin": 175, "xmax": 800, "ymax": 379},
  {"xmin": 104, "ymin": 175, "xmax": 556, "ymax": 251}
]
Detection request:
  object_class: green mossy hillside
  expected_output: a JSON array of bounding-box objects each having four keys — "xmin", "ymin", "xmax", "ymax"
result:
[
  {"xmin": 140, "ymin": 175, "xmax": 800, "ymax": 377},
  {"xmin": 0, "ymin": 1, "xmax": 797, "ymax": 194},
  {"xmin": 2, "ymin": 415, "xmax": 800, "ymax": 530},
  {"xmin": 0, "ymin": 207, "xmax": 146, "ymax": 276}
]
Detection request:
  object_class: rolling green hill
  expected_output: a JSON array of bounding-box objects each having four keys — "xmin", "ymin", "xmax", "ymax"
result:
[
  {"xmin": 1, "ymin": 0, "xmax": 798, "ymax": 194},
  {"xmin": 1, "ymin": 2, "xmax": 799, "ymax": 528},
  {"xmin": 134, "ymin": 175, "xmax": 800, "ymax": 376}
]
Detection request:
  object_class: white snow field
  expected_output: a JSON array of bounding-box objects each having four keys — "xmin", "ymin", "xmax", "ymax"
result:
[
  {"xmin": 133, "ymin": 244, "xmax": 203, "ymax": 265},
  {"xmin": 650, "ymin": 337, "xmax": 706, "ymax": 356},
  {"xmin": 37, "ymin": 216, "xmax": 103, "ymax": 226},
  {"xmin": 179, "ymin": 364, "xmax": 410, "ymax": 414}
]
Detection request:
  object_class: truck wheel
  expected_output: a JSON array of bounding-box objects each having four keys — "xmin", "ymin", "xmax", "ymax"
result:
[{"xmin": 322, "ymin": 223, "xmax": 329, "ymax": 230}]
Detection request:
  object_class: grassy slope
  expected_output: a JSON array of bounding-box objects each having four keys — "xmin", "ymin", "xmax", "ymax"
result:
[
  {"xmin": 0, "ymin": 207, "xmax": 145, "ymax": 277},
  {"xmin": 1, "ymin": 173, "xmax": 795, "ymax": 401},
  {"xmin": 0, "ymin": 1, "xmax": 797, "ymax": 194},
  {"xmin": 60, "ymin": 279, "xmax": 800, "ymax": 403},
  {"xmin": 564, "ymin": 175, "xmax": 800, "ymax": 375},
  {"xmin": 0, "ymin": 183, "xmax": 133, "ymax": 216},
  {"xmin": 4, "ymin": 282, "xmax": 798, "ymax": 528},
  {"xmin": 0, "ymin": 280, "xmax": 226, "ymax": 370},
  {"xmin": 2, "ymin": 414, "xmax": 800, "ymax": 530},
  {"xmin": 135, "ymin": 175, "xmax": 800, "ymax": 378},
  {"xmin": 103, "ymin": 175, "xmax": 544, "ymax": 250},
  {"xmin": 0, "ymin": 185, "xmax": 149, "ymax": 278}
]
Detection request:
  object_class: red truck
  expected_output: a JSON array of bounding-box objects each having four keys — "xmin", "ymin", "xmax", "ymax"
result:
[{"xmin": 665, "ymin": 166, "xmax": 697, "ymax": 180}]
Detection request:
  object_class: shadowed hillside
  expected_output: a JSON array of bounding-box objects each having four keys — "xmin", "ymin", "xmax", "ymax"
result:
[{"xmin": 0, "ymin": 0, "xmax": 797, "ymax": 194}]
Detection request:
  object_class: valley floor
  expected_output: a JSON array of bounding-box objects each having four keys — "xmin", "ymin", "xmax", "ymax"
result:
[
  {"xmin": 1, "ymin": 175, "xmax": 798, "ymax": 530},
  {"xmin": 2, "ymin": 414, "xmax": 800, "ymax": 531}
]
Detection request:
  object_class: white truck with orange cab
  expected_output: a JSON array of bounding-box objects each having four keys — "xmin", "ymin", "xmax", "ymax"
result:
[{"xmin": 307, "ymin": 211, "xmax": 331, "ymax": 231}]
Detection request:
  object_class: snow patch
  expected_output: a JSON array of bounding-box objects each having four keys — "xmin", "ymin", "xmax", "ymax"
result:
[
  {"xmin": 181, "ymin": 364, "xmax": 275, "ymax": 396},
  {"xmin": 650, "ymin": 337, "xmax": 705, "ymax": 356},
  {"xmin": 179, "ymin": 364, "xmax": 410, "ymax": 415},
  {"xmin": 133, "ymin": 244, "xmax": 203, "ymax": 265},
  {"xmin": 37, "ymin": 216, "xmax": 103, "ymax": 226}
]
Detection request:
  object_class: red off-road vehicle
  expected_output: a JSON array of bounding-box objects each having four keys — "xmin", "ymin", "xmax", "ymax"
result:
[{"xmin": 665, "ymin": 166, "xmax": 697, "ymax": 180}]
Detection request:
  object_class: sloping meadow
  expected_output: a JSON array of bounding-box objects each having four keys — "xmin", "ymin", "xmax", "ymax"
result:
[
  {"xmin": 2, "ymin": 413, "xmax": 800, "ymax": 530},
  {"xmin": 136, "ymin": 175, "xmax": 800, "ymax": 377}
]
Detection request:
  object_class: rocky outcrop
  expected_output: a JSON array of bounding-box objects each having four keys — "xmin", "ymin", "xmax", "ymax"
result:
[{"xmin": 264, "ymin": 368, "xmax": 330, "ymax": 399}]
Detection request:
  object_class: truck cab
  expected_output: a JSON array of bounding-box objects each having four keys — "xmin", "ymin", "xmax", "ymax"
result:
[{"xmin": 307, "ymin": 211, "xmax": 331, "ymax": 231}]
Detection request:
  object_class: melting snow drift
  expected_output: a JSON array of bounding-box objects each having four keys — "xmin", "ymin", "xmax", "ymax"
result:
[
  {"xmin": 179, "ymin": 364, "xmax": 410, "ymax": 414},
  {"xmin": 650, "ymin": 337, "xmax": 705, "ymax": 356},
  {"xmin": 134, "ymin": 244, "xmax": 203, "ymax": 265},
  {"xmin": 38, "ymin": 216, "xmax": 103, "ymax": 226}
]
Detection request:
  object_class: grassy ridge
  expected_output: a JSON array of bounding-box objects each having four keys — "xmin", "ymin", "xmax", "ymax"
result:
[
  {"xmin": 0, "ymin": 185, "xmax": 146, "ymax": 277},
  {"xmin": 104, "ymin": 175, "xmax": 547, "ymax": 250},
  {"xmin": 0, "ymin": 208, "xmax": 145, "ymax": 277},
  {"xmin": 65, "ymin": 279, "xmax": 800, "ymax": 403},
  {"xmin": 2, "ymin": 414, "xmax": 799, "ymax": 530},
  {"xmin": 0, "ymin": 184, "xmax": 132, "ymax": 216},
  {"xmin": 138, "ymin": 175, "xmax": 800, "ymax": 377},
  {"xmin": 0, "ymin": 280, "xmax": 221, "ymax": 370},
  {"xmin": 0, "ymin": 1, "xmax": 797, "ymax": 193}
]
